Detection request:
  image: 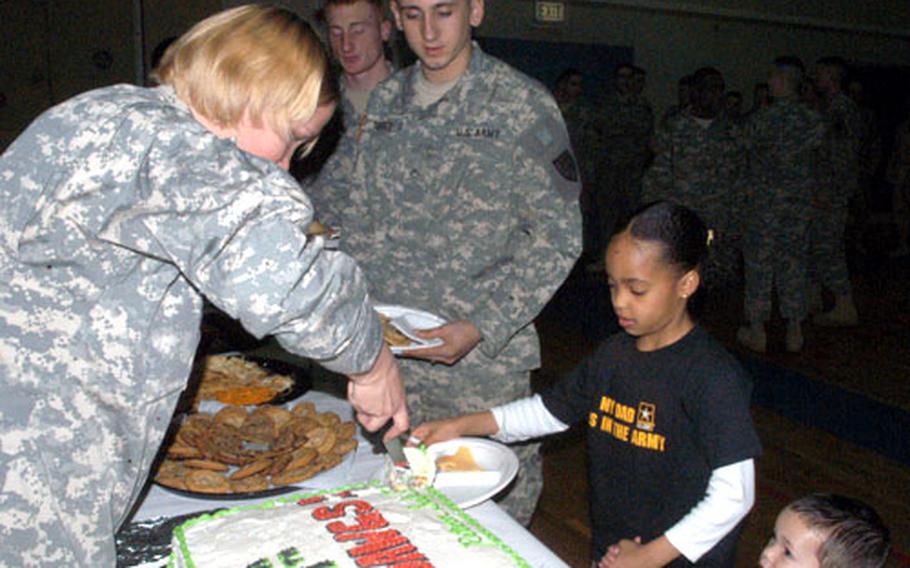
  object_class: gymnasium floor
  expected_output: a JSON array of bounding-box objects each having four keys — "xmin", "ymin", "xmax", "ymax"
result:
[{"xmin": 527, "ymin": 252, "xmax": 910, "ymax": 567}]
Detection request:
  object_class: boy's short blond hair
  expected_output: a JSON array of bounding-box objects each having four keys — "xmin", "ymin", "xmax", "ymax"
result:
[{"xmin": 154, "ymin": 5, "xmax": 328, "ymax": 139}]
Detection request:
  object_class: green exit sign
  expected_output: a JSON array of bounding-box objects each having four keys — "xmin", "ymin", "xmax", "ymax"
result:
[{"xmin": 535, "ymin": 1, "xmax": 566, "ymax": 23}]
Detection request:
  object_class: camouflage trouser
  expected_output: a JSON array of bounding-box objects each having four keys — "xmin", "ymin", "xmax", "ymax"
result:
[
  {"xmin": 401, "ymin": 358, "xmax": 542, "ymax": 526},
  {"xmin": 0, "ymin": 393, "xmax": 124, "ymax": 567},
  {"xmin": 809, "ymin": 201, "xmax": 852, "ymax": 296},
  {"xmin": 696, "ymin": 205, "xmax": 742, "ymax": 291},
  {"xmin": 743, "ymin": 204, "xmax": 811, "ymax": 322},
  {"xmin": 590, "ymin": 163, "xmax": 644, "ymax": 256}
]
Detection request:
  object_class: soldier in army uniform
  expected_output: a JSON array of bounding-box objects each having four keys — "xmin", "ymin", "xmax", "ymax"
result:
[
  {"xmin": 591, "ymin": 63, "xmax": 655, "ymax": 266},
  {"xmin": 554, "ymin": 68, "xmax": 603, "ymax": 265},
  {"xmin": 0, "ymin": 7, "xmax": 407, "ymax": 565},
  {"xmin": 660, "ymin": 74, "xmax": 693, "ymax": 130},
  {"xmin": 810, "ymin": 56, "xmax": 864, "ymax": 326},
  {"xmin": 737, "ymin": 57, "xmax": 825, "ymax": 353},
  {"xmin": 313, "ymin": 0, "xmax": 583, "ymax": 525},
  {"xmin": 295, "ymin": 0, "xmax": 395, "ymax": 184},
  {"xmin": 642, "ymin": 67, "xmax": 747, "ymax": 289}
]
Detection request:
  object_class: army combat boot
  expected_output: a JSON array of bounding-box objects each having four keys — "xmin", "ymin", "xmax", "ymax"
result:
[
  {"xmin": 812, "ymin": 294, "xmax": 858, "ymax": 327},
  {"xmin": 785, "ymin": 320, "xmax": 804, "ymax": 353}
]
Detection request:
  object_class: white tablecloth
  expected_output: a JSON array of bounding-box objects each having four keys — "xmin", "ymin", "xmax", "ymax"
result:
[{"xmin": 130, "ymin": 390, "xmax": 568, "ymax": 568}]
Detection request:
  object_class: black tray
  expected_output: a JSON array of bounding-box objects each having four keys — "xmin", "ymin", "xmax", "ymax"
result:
[
  {"xmin": 153, "ymin": 480, "xmax": 302, "ymax": 501},
  {"xmin": 116, "ymin": 509, "xmax": 221, "ymax": 567},
  {"xmin": 243, "ymin": 355, "xmax": 312, "ymax": 405}
]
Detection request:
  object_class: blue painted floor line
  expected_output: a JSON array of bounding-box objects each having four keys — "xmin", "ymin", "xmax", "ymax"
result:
[{"xmin": 739, "ymin": 355, "xmax": 910, "ymax": 467}]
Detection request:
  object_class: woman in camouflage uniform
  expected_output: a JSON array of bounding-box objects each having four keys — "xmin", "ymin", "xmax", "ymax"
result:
[{"xmin": 0, "ymin": 6, "xmax": 406, "ymax": 565}]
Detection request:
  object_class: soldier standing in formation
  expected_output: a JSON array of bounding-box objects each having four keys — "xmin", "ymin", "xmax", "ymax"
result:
[
  {"xmin": 642, "ymin": 67, "xmax": 746, "ymax": 289},
  {"xmin": 660, "ymin": 74, "xmax": 693, "ymax": 130},
  {"xmin": 312, "ymin": 0, "xmax": 582, "ymax": 524},
  {"xmin": 590, "ymin": 63, "xmax": 654, "ymax": 268},
  {"xmin": 810, "ymin": 56, "xmax": 864, "ymax": 327},
  {"xmin": 554, "ymin": 68, "xmax": 604, "ymax": 266},
  {"xmin": 298, "ymin": 0, "xmax": 395, "ymax": 186},
  {"xmin": 737, "ymin": 57, "xmax": 825, "ymax": 353}
]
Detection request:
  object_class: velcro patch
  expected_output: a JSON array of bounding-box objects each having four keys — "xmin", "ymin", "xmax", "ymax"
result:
[
  {"xmin": 553, "ymin": 149, "xmax": 578, "ymax": 182},
  {"xmin": 519, "ymin": 114, "xmax": 581, "ymax": 202}
]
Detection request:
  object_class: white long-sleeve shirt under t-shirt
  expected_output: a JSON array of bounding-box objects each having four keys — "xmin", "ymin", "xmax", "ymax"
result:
[{"xmin": 490, "ymin": 395, "xmax": 755, "ymax": 562}]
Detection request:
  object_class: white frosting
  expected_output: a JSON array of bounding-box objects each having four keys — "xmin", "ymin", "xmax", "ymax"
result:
[{"xmin": 170, "ymin": 482, "xmax": 528, "ymax": 567}]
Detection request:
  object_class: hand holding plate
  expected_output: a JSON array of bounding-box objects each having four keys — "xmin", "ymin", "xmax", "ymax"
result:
[{"xmin": 402, "ymin": 320, "xmax": 481, "ymax": 365}]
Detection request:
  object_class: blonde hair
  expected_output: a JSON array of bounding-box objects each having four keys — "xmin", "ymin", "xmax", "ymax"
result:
[{"xmin": 154, "ymin": 5, "xmax": 328, "ymax": 140}]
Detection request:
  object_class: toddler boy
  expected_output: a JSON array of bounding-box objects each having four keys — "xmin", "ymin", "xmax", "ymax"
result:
[{"xmin": 760, "ymin": 493, "xmax": 890, "ymax": 568}]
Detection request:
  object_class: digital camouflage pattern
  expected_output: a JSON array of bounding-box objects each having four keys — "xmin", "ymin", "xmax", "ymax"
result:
[
  {"xmin": 0, "ymin": 85, "xmax": 382, "ymax": 565},
  {"xmin": 305, "ymin": 87, "xmax": 362, "ymax": 225},
  {"xmin": 810, "ymin": 92, "xmax": 864, "ymax": 295},
  {"xmin": 559, "ymin": 99, "xmax": 600, "ymax": 187},
  {"xmin": 642, "ymin": 110, "xmax": 747, "ymax": 287},
  {"xmin": 313, "ymin": 45, "xmax": 582, "ymax": 523},
  {"xmin": 740, "ymin": 99, "xmax": 825, "ymax": 322},
  {"xmin": 558, "ymin": 99, "xmax": 603, "ymax": 260}
]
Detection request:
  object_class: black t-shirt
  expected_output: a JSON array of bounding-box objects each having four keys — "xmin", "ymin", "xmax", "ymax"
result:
[{"xmin": 541, "ymin": 326, "xmax": 762, "ymax": 565}]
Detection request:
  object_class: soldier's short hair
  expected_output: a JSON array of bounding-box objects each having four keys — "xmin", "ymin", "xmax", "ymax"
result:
[
  {"xmin": 692, "ymin": 67, "xmax": 724, "ymax": 90},
  {"xmin": 816, "ymin": 56, "xmax": 849, "ymax": 84},
  {"xmin": 315, "ymin": 0, "xmax": 386, "ymax": 24},
  {"xmin": 773, "ymin": 55, "xmax": 806, "ymax": 94},
  {"xmin": 154, "ymin": 5, "xmax": 329, "ymax": 141},
  {"xmin": 614, "ymin": 63, "xmax": 635, "ymax": 78},
  {"xmin": 555, "ymin": 68, "xmax": 583, "ymax": 90},
  {"xmin": 787, "ymin": 493, "xmax": 890, "ymax": 568}
]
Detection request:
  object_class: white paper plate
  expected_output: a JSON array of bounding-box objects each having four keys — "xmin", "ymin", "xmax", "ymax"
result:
[
  {"xmin": 374, "ymin": 304, "xmax": 447, "ymax": 354},
  {"xmin": 428, "ymin": 438, "xmax": 520, "ymax": 509}
]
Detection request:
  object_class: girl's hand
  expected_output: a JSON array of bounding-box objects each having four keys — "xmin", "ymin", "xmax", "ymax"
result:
[
  {"xmin": 600, "ymin": 537, "xmax": 653, "ymax": 568},
  {"xmin": 600, "ymin": 535, "xmax": 678, "ymax": 568},
  {"xmin": 400, "ymin": 320, "xmax": 482, "ymax": 365},
  {"xmin": 410, "ymin": 418, "xmax": 464, "ymax": 447},
  {"xmin": 597, "ymin": 544, "xmax": 621, "ymax": 567}
]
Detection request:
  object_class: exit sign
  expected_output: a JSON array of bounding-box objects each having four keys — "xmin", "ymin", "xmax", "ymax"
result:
[{"xmin": 535, "ymin": 1, "xmax": 566, "ymax": 23}]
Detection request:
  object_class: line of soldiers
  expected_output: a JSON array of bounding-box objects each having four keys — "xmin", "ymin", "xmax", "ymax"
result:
[{"xmin": 555, "ymin": 56, "xmax": 866, "ymax": 353}]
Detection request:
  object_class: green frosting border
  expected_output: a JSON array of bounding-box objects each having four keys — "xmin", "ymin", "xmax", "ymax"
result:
[{"xmin": 168, "ymin": 480, "xmax": 530, "ymax": 568}]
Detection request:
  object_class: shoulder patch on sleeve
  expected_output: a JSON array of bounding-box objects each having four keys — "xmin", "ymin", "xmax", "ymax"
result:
[
  {"xmin": 519, "ymin": 115, "xmax": 581, "ymax": 203},
  {"xmin": 552, "ymin": 150, "xmax": 579, "ymax": 182}
]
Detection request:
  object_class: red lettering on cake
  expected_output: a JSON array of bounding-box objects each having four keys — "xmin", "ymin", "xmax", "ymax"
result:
[
  {"xmin": 336, "ymin": 528, "xmax": 407, "ymax": 553},
  {"xmin": 297, "ymin": 495, "xmax": 326, "ymax": 507},
  {"xmin": 309, "ymin": 493, "xmax": 431, "ymax": 567},
  {"xmin": 328, "ymin": 510, "xmax": 388, "ymax": 534},
  {"xmin": 351, "ymin": 542, "xmax": 431, "ymax": 567},
  {"xmin": 313, "ymin": 500, "xmax": 373, "ymax": 521}
]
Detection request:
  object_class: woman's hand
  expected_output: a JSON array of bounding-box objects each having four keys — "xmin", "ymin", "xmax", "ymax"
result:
[
  {"xmin": 400, "ymin": 320, "xmax": 482, "ymax": 365},
  {"xmin": 347, "ymin": 345, "xmax": 409, "ymax": 440}
]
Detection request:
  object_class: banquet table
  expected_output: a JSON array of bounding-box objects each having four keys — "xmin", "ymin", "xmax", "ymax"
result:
[{"xmin": 119, "ymin": 389, "xmax": 569, "ymax": 568}]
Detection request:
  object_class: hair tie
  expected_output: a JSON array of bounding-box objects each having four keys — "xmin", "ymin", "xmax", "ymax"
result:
[{"xmin": 706, "ymin": 229, "xmax": 715, "ymax": 247}]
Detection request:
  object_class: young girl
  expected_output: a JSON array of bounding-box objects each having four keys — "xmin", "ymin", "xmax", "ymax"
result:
[{"xmin": 412, "ymin": 201, "xmax": 762, "ymax": 567}]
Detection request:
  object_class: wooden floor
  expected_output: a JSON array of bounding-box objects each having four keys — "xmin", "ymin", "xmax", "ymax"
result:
[{"xmin": 526, "ymin": 254, "xmax": 910, "ymax": 567}]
